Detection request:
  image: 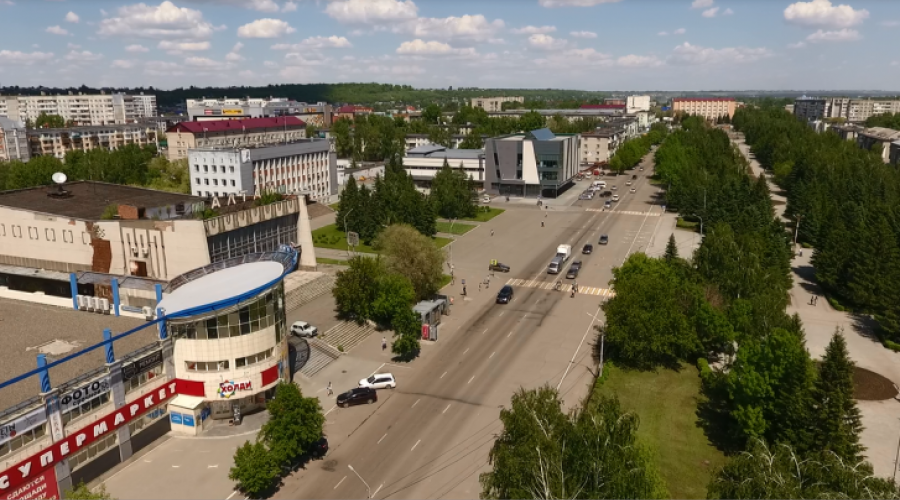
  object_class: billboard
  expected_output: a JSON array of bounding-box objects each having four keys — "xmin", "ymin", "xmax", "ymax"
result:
[
  {"xmin": 223, "ymin": 109, "xmax": 243, "ymax": 115},
  {"xmin": 2, "ymin": 467, "xmax": 58, "ymax": 500}
]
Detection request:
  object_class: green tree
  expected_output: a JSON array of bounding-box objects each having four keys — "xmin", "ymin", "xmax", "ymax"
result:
[
  {"xmin": 305, "ymin": 123, "xmax": 318, "ymax": 138},
  {"xmin": 423, "ymin": 103, "xmax": 443, "ymax": 124},
  {"xmin": 336, "ymin": 175, "xmax": 360, "ymax": 233},
  {"xmin": 229, "ymin": 440, "xmax": 280, "ymax": 498},
  {"xmin": 34, "ymin": 112, "xmax": 65, "ymax": 128},
  {"xmin": 333, "ymin": 256, "xmax": 385, "ymax": 321},
  {"xmin": 458, "ymin": 129, "xmax": 484, "ymax": 149},
  {"xmin": 259, "ymin": 382, "xmax": 325, "ymax": 467},
  {"xmin": 664, "ymin": 233, "xmax": 679, "ymax": 262},
  {"xmin": 64, "ymin": 482, "xmax": 115, "ymax": 500},
  {"xmin": 518, "ymin": 110, "xmax": 546, "ymax": 131},
  {"xmin": 430, "ymin": 161, "xmax": 476, "ymax": 220},
  {"xmin": 372, "ymin": 272, "xmax": 416, "ymax": 328},
  {"xmin": 375, "ymin": 224, "xmax": 444, "ymax": 301},
  {"xmin": 810, "ymin": 329, "xmax": 864, "ymax": 462},
  {"xmin": 332, "ymin": 117, "xmax": 353, "ymax": 158},
  {"xmin": 390, "ymin": 305, "xmax": 422, "ymax": 360}
]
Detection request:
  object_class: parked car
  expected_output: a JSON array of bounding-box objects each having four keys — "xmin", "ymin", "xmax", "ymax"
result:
[
  {"xmin": 566, "ymin": 261, "xmax": 582, "ymax": 279},
  {"xmin": 599, "ymin": 234, "xmax": 609, "ymax": 245},
  {"xmin": 290, "ymin": 321, "xmax": 318, "ymax": 337},
  {"xmin": 611, "ymin": 185, "xmax": 617, "ymax": 190},
  {"xmin": 639, "ymin": 167, "xmax": 644, "ymax": 171},
  {"xmin": 337, "ymin": 387, "xmax": 377, "ymax": 407},
  {"xmin": 311, "ymin": 437, "xmax": 329, "ymax": 457},
  {"xmin": 626, "ymin": 180, "xmax": 632, "ymax": 186},
  {"xmin": 582, "ymin": 244, "xmax": 593, "ymax": 254},
  {"xmin": 630, "ymin": 188, "xmax": 636, "ymax": 193},
  {"xmin": 359, "ymin": 373, "xmax": 396, "ymax": 390},
  {"xmin": 489, "ymin": 261, "xmax": 511, "ymax": 272},
  {"xmin": 496, "ymin": 285, "xmax": 514, "ymax": 304}
]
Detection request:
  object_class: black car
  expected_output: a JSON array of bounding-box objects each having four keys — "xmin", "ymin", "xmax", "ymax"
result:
[
  {"xmin": 599, "ymin": 235, "xmax": 609, "ymax": 245},
  {"xmin": 496, "ymin": 285, "xmax": 514, "ymax": 304},
  {"xmin": 311, "ymin": 437, "xmax": 329, "ymax": 458},
  {"xmin": 566, "ymin": 261, "xmax": 582, "ymax": 279},
  {"xmin": 337, "ymin": 387, "xmax": 377, "ymax": 407},
  {"xmin": 582, "ymin": 244, "xmax": 593, "ymax": 254}
]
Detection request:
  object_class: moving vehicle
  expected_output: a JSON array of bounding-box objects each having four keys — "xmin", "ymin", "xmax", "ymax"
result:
[
  {"xmin": 599, "ymin": 234, "xmax": 609, "ymax": 245},
  {"xmin": 611, "ymin": 185, "xmax": 617, "ymax": 190},
  {"xmin": 626, "ymin": 180, "xmax": 632, "ymax": 186},
  {"xmin": 311, "ymin": 437, "xmax": 329, "ymax": 458},
  {"xmin": 566, "ymin": 261, "xmax": 582, "ymax": 279},
  {"xmin": 548, "ymin": 256, "xmax": 564, "ymax": 274},
  {"xmin": 290, "ymin": 321, "xmax": 318, "ymax": 338},
  {"xmin": 630, "ymin": 188, "xmax": 636, "ymax": 193},
  {"xmin": 604, "ymin": 201, "xmax": 612, "ymax": 209},
  {"xmin": 612, "ymin": 194, "xmax": 620, "ymax": 202},
  {"xmin": 632, "ymin": 174, "xmax": 638, "ymax": 180},
  {"xmin": 337, "ymin": 387, "xmax": 377, "ymax": 407},
  {"xmin": 359, "ymin": 373, "xmax": 396, "ymax": 390},
  {"xmin": 556, "ymin": 244, "xmax": 572, "ymax": 262},
  {"xmin": 582, "ymin": 244, "xmax": 593, "ymax": 254},
  {"xmin": 496, "ymin": 285, "xmax": 514, "ymax": 304},
  {"xmin": 591, "ymin": 180, "xmax": 607, "ymax": 189},
  {"xmin": 489, "ymin": 260, "xmax": 511, "ymax": 272}
]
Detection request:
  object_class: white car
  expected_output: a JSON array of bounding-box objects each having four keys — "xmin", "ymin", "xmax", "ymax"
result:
[
  {"xmin": 626, "ymin": 180, "xmax": 633, "ymax": 186},
  {"xmin": 630, "ymin": 188, "xmax": 636, "ymax": 193},
  {"xmin": 359, "ymin": 373, "xmax": 396, "ymax": 390},
  {"xmin": 290, "ymin": 321, "xmax": 318, "ymax": 337},
  {"xmin": 611, "ymin": 185, "xmax": 617, "ymax": 191},
  {"xmin": 612, "ymin": 194, "xmax": 620, "ymax": 202}
]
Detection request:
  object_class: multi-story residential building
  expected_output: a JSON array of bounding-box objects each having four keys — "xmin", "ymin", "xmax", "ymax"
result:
[
  {"xmin": 27, "ymin": 124, "xmax": 158, "ymax": 160},
  {"xmin": 133, "ymin": 93, "xmax": 158, "ymax": 119},
  {"xmin": 486, "ymin": 108, "xmax": 625, "ymax": 121},
  {"xmin": 186, "ymin": 97, "xmax": 332, "ymax": 127},
  {"xmin": 672, "ymin": 97, "xmax": 736, "ymax": 121},
  {"xmin": 470, "ymin": 96, "xmax": 524, "ymax": 112},
  {"xmin": 794, "ymin": 96, "xmax": 900, "ymax": 123},
  {"xmin": 187, "ymin": 139, "xmax": 337, "ymax": 202},
  {"xmin": 403, "ymin": 144, "xmax": 485, "ymax": 189},
  {"xmin": 890, "ymin": 141, "xmax": 900, "ymax": 166},
  {"xmin": 856, "ymin": 127, "xmax": 900, "ymax": 163},
  {"xmin": 165, "ymin": 117, "xmax": 307, "ymax": 161},
  {"xmin": 404, "ymin": 133, "xmax": 489, "ymax": 151},
  {"xmin": 333, "ymin": 105, "xmax": 374, "ymax": 122},
  {"xmin": 0, "ymin": 92, "xmax": 151, "ymax": 126},
  {"xmin": 626, "ymin": 95, "xmax": 651, "ymax": 113},
  {"xmin": 580, "ymin": 128, "xmax": 623, "ymax": 166},
  {"xmin": 483, "ymin": 128, "xmax": 579, "ymax": 198},
  {"xmin": 0, "ymin": 116, "xmax": 29, "ymax": 162},
  {"xmin": 793, "ymin": 96, "xmax": 827, "ymax": 121}
]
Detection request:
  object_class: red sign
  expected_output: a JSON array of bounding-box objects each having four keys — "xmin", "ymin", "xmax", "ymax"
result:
[
  {"xmin": 174, "ymin": 378, "xmax": 206, "ymax": 398},
  {"xmin": 261, "ymin": 365, "xmax": 279, "ymax": 387},
  {"xmin": 2, "ymin": 468, "xmax": 58, "ymax": 500},
  {"xmin": 0, "ymin": 382, "xmax": 177, "ymax": 496},
  {"xmin": 421, "ymin": 324, "xmax": 429, "ymax": 340}
]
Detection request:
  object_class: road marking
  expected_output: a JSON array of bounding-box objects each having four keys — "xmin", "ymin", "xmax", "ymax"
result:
[
  {"xmin": 208, "ymin": 464, "xmax": 218, "ymax": 469},
  {"xmin": 324, "ymin": 405, "xmax": 337, "ymax": 416},
  {"xmin": 468, "ymin": 375, "xmax": 475, "ymax": 384},
  {"xmin": 373, "ymin": 484, "xmax": 384, "ymax": 498},
  {"xmin": 463, "ymin": 347, "xmax": 469, "ymax": 354},
  {"xmin": 334, "ymin": 476, "xmax": 346, "ymax": 489},
  {"xmin": 507, "ymin": 331, "xmax": 512, "ymax": 338},
  {"xmin": 378, "ymin": 433, "xmax": 387, "ymax": 444},
  {"xmin": 226, "ymin": 491, "xmax": 238, "ymax": 500},
  {"xmin": 482, "ymin": 328, "xmax": 488, "ymax": 335},
  {"xmin": 443, "ymin": 404, "xmax": 452, "ymax": 414},
  {"xmin": 489, "ymin": 351, "xmax": 495, "ymax": 359},
  {"xmin": 411, "ymin": 439, "xmax": 421, "ymax": 451},
  {"xmin": 172, "ymin": 465, "xmax": 180, "ymax": 468},
  {"xmin": 412, "ymin": 398, "xmax": 420, "ymax": 408},
  {"xmin": 505, "ymin": 278, "xmax": 615, "ymax": 297},
  {"xmin": 370, "ymin": 363, "xmax": 386, "ymax": 377},
  {"xmin": 498, "ymin": 311, "xmax": 504, "ymax": 317},
  {"xmin": 440, "ymin": 371, "xmax": 447, "ymax": 379}
]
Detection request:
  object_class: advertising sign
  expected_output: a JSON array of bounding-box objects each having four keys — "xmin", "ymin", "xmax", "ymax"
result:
[
  {"xmin": 121, "ymin": 351, "xmax": 163, "ymax": 381},
  {"xmin": 2, "ymin": 467, "xmax": 58, "ymax": 500},
  {"xmin": 59, "ymin": 376, "xmax": 111, "ymax": 414},
  {"xmin": 0, "ymin": 408, "xmax": 47, "ymax": 446},
  {"xmin": 183, "ymin": 415, "xmax": 195, "ymax": 427},
  {"xmin": 170, "ymin": 413, "xmax": 183, "ymax": 425},
  {"xmin": 217, "ymin": 380, "xmax": 252, "ymax": 399},
  {"xmin": 223, "ymin": 109, "xmax": 242, "ymax": 115}
]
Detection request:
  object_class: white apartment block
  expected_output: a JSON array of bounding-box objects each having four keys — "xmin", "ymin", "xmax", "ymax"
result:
[
  {"xmin": 403, "ymin": 144, "xmax": 485, "ymax": 188},
  {"xmin": 794, "ymin": 96, "xmax": 900, "ymax": 123},
  {"xmin": 626, "ymin": 95, "xmax": 651, "ymax": 113},
  {"xmin": 0, "ymin": 92, "xmax": 153, "ymax": 126},
  {"xmin": 133, "ymin": 94, "xmax": 158, "ymax": 118},
  {"xmin": 0, "ymin": 116, "xmax": 29, "ymax": 162},
  {"xmin": 188, "ymin": 139, "xmax": 337, "ymax": 202},
  {"xmin": 470, "ymin": 96, "xmax": 525, "ymax": 112},
  {"xmin": 28, "ymin": 124, "xmax": 159, "ymax": 160},
  {"xmin": 186, "ymin": 97, "xmax": 332, "ymax": 128}
]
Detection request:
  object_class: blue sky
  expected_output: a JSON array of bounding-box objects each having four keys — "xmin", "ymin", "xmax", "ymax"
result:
[{"xmin": 0, "ymin": 0, "xmax": 898, "ymax": 91}]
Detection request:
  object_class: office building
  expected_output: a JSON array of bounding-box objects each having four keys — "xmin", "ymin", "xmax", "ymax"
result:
[
  {"xmin": 0, "ymin": 92, "xmax": 152, "ymax": 126},
  {"xmin": 470, "ymin": 96, "xmax": 524, "ymax": 112},
  {"xmin": 672, "ymin": 97, "xmax": 736, "ymax": 121},
  {"xmin": 403, "ymin": 144, "xmax": 485, "ymax": 189},
  {"xmin": 404, "ymin": 133, "xmax": 489, "ymax": 151},
  {"xmin": 0, "ymin": 117, "xmax": 29, "ymax": 162},
  {"xmin": 166, "ymin": 117, "xmax": 307, "ymax": 161},
  {"xmin": 28, "ymin": 124, "xmax": 158, "ymax": 160},
  {"xmin": 483, "ymin": 128, "xmax": 579, "ymax": 198},
  {"xmin": 188, "ymin": 139, "xmax": 336, "ymax": 202},
  {"xmin": 186, "ymin": 97, "xmax": 332, "ymax": 127}
]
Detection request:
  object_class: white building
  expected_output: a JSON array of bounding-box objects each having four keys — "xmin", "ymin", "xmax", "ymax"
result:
[
  {"xmin": 626, "ymin": 95, "xmax": 651, "ymax": 113},
  {"xmin": 403, "ymin": 144, "xmax": 485, "ymax": 188},
  {"xmin": 28, "ymin": 124, "xmax": 159, "ymax": 160},
  {"xmin": 133, "ymin": 94, "xmax": 158, "ymax": 119},
  {"xmin": 0, "ymin": 116, "xmax": 29, "ymax": 162},
  {"xmin": 470, "ymin": 96, "xmax": 524, "ymax": 112},
  {"xmin": 794, "ymin": 96, "xmax": 900, "ymax": 123},
  {"xmin": 404, "ymin": 133, "xmax": 488, "ymax": 151},
  {"xmin": 857, "ymin": 127, "xmax": 900, "ymax": 163},
  {"xmin": 186, "ymin": 97, "xmax": 332, "ymax": 128},
  {"xmin": 188, "ymin": 139, "xmax": 337, "ymax": 202},
  {"xmin": 0, "ymin": 92, "xmax": 152, "ymax": 126}
]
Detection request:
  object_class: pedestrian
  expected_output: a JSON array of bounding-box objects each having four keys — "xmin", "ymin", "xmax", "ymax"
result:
[
  {"xmin": 463, "ymin": 285, "xmax": 467, "ymax": 296},
  {"xmin": 571, "ymin": 287, "xmax": 575, "ymax": 298},
  {"xmin": 545, "ymin": 212, "xmax": 548, "ymax": 218},
  {"xmin": 327, "ymin": 382, "xmax": 333, "ymax": 396},
  {"xmin": 541, "ymin": 221, "xmax": 545, "ymax": 227},
  {"xmin": 491, "ymin": 229, "xmax": 494, "ymax": 237},
  {"xmin": 479, "ymin": 282, "xmax": 482, "ymax": 292},
  {"xmin": 382, "ymin": 337, "xmax": 387, "ymax": 351}
]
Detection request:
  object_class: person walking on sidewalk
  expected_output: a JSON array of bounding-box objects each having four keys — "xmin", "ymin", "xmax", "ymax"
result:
[
  {"xmin": 491, "ymin": 229, "xmax": 494, "ymax": 237},
  {"xmin": 382, "ymin": 337, "xmax": 387, "ymax": 351},
  {"xmin": 327, "ymin": 382, "xmax": 333, "ymax": 396}
]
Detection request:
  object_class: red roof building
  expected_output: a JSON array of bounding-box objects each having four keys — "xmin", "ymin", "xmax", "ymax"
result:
[{"xmin": 165, "ymin": 117, "xmax": 308, "ymax": 161}]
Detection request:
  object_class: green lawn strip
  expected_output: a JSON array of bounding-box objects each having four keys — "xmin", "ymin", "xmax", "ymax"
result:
[
  {"xmin": 313, "ymin": 224, "xmax": 453, "ymax": 252},
  {"xmin": 463, "ymin": 207, "xmax": 505, "ymax": 222},
  {"xmin": 433, "ymin": 236, "xmax": 453, "ymax": 248},
  {"xmin": 592, "ymin": 363, "xmax": 725, "ymax": 499},
  {"xmin": 435, "ymin": 221, "xmax": 476, "ymax": 235},
  {"xmin": 316, "ymin": 257, "xmax": 347, "ymax": 266},
  {"xmin": 329, "ymin": 202, "xmax": 340, "ymax": 210},
  {"xmin": 676, "ymin": 218, "xmax": 699, "ymax": 232},
  {"xmin": 438, "ymin": 274, "xmax": 453, "ymax": 289}
]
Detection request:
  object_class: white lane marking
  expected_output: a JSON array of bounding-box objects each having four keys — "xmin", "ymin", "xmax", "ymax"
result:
[
  {"xmin": 443, "ymin": 404, "xmax": 452, "ymax": 414},
  {"xmin": 373, "ymin": 484, "xmax": 384, "ymax": 498},
  {"xmin": 172, "ymin": 465, "xmax": 181, "ymax": 468},
  {"xmin": 378, "ymin": 433, "xmax": 387, "ymax": 444},
  {"xmin": 440, "ymin": 371, "xmax": 447, "ymax": 379},
  {"xmin": 226, "ymin": 491, "xmax": 238, "ymax": 500},
  {"xmin": 411, "ymin": 439, "xmax": 421, "ymax": 451},
  {"xmin": 482, "ymin": 328, "xmax": 488, "ymax": 335},
  {"xmin": 489, "ymin": 351, "xmax": 495, "ymax": 359},
  {"xmin": 507, "ymin": 331, "xmax": 512, "ymax": 338},
  {"xmin": 468, "ymin": 375, "xmax": 475, "ymax": 384},
  {"xmin": 412, "ymin": 399, "xmax": 420, "ymax": 408},
  {"xmin": 208, "ymin": 464, "xmax": 218, "ymax": 469},
  {"xmin": 498, "ymin": 311, "xmax": 504, "ymax": 317},
  {"xmin": 370, "ymin": 363, "xmax": 386, "ymax": 377},
  {"xmin": 324, "ymin": 405, "xmax": 337, "ymax": 416},
  {"xmin": 334, "ymin": 476, "xmax": 347, "ymax": 489},
  {"xmin": 463, "ymin": 347, "xmax": 469, "ymax": 354}
]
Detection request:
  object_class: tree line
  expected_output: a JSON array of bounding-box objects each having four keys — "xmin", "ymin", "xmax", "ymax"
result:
[
  {"xmin": 733, "ymin": 106, "xmax": 900, "ymax": 344},
  {"xmin": 865, "ymin": 111, "xmax": 900, "ymax": 130},
  {"xmin": 608, "ymin": 122, "xmax": 669, "ymax": 172}
]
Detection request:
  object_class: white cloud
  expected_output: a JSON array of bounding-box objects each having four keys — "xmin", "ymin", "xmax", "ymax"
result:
[
  {"xmin": 282, "ymin": 0, "xmax": 296, "ymax": 12},
  {"xmin": 669, "ymin": 42, "xmax": 771, "ymax": 65},
  {"xmin": 67, "ymin": 42, "xmax": 81, "ymax": 49},
  {"xmin": 658, "ymin": 31, "xmax": 668, "ymax": 36},
  {"xmin": 0, "ymin": 50, "xmax": 54, "ymax": 65},
  {"xmin": 98, "ymin": 1, "xmax": 221, "ymax": 40},
  {"xmin": 237, "ymin": 18, "xmax": 295, "ymax": 38},
  {"xmin": 46, "ymin": 25, "xmax": 70, "ymax": 36},
  {"xmin": 528, "ymin": 33, "xmax": 568, "ymax": 50},
  {"xmin": 806, "ymin": 28, "xmax": 861, "ymax": 42},
  {"xmin": 691, "ymin": 0, "xmax": 714, "ymax": 8},
  {"xmin": 184, "ymin": 56, "xmax": 227, "ymax": 69},
  {"xmin": 787, "ymin": 41, "xmax": 807, "ymax": 48},
  {"xmin": 125, "ymin": 44, "xmax": 149, "ymax": 53},
  {"xmin": 325, "ymin": 0, "xmax": 418, "ymax": 24},
  {"xmin": 539, "ymin": 0, "xmax": 622, "ymax": 7},
  {"xmin": 158, "ymin": 40, "xmax": 210, "ymax": 53},
  {"xmin": 111, "ymin": 59, "xmax": 135, "ymax": 68},
  {"xmin": 65, "ymin": 11, "xmax": 79, "ymax": 23},
  {"xmin": 226, "ymin": 42, "xmax": 245, "ymax": 61},
  {"xmin": 784, "ymin": 0, "xmax": 869, "ymax": 28},
  {"xmin": 247, "ymin": 0, "xmax": 280, "ymax": 12},
  {"xmin": 673, "ymin": 28, "xmax": 687, "ymax": 34},
  {"xmin": 702, "ymin": 7, "xmax": 719, "ymax": 17},
  {"xmin": 511, "ymin": 25, "xmax": 556, "ymax": 35},
  {"xmin": 724, "ymin": 8, "xmax": 734, "ymax": 15},
  {"xmin": 65, "ymin": 50, "xmax": 103, "ymax": 61},
  {"xmin": 395, "ymin": 39, "xmax": 476, "ymax": 57},
  {"xmin": 570, "ymin": 30, "xmax": 597, "ymax": 38},
  {"xmin": 405, "ymin": 15, "xmax": 504, "ymax": 42},
  {"xmin": 301, "ymin": 35, "xmax": 353, "ymax": 48},
  {"xmin": 144, "ymin": 60, "xmax": 183, "ymax": 75},
  {"xmin": 892, "ymin": 60, "xmax": 899, "ymax": 66},
  {"xmin": 616, "ymin": 54, "xmax": 663, "ymax": 67}
]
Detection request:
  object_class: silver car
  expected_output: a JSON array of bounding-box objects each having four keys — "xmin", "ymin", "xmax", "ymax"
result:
[{"xmin": 290, "ymin": 321, "xmax": 318, "ymax": 337}]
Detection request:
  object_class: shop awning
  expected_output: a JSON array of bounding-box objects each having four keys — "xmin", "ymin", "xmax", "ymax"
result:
[{"xmin": 168, "ymin": 394, "xmax": 206, "ymax": 410}]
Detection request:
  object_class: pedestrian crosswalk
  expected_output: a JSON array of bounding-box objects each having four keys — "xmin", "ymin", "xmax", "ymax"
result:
[
  {"xmin": 586, "ymin": 209, "xmax": 662, "ymax": 217},
  {"xmin": 505, "ymin": 278, "xmax": 617, "ymax": 297}
]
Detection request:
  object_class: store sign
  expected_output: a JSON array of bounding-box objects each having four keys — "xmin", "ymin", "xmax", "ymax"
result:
[
  {"xmin": 0, "ymin": 382, "xmax": 177, "ymax": 495},
  {"xmin": 217, "ymin": 380, "xmax": 252, "ymax": 399},
  {"xmin": 121, "ymin": 351, "xmax": 163, "ymax": 381},
  {"xmin": 0, "ymin": 408, "xmax": 47, "ymax": 446},
  {"xmin": 2, "ymin": 467, "xmax": 58, "ymax": 500},
  {"xmin": 183, "ymin": 415, "xmax": 195, "ymax": 427},
  {"xmin": 59, "ymin": 377, "xmax": 110, "ymax": 414},
  {"xmin": 223, "ymin": 109, "xmax": 242, "ymax": 115}
]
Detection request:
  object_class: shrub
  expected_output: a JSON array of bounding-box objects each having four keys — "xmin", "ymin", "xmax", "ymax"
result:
[
  {"xmin": 884, "ymin": 340, "xmax": 900, "ymax": 353},
  {"xmin": 828, "ymin": 297, "xmax": 846, "ymax": 312}
]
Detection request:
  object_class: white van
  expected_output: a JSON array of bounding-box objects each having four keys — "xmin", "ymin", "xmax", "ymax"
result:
[{"xmin": 591, "ymin": 180, "xmax": 607, "ymax": 188}]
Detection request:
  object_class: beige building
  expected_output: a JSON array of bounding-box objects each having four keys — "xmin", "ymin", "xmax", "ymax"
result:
[
  {"xmin": 672, "ymin": 97, "xmax": 736, "ymax": 121},
  {"xmin": 0, "ymin": 117, "xmax": 29, "ymax": 162},
  {"xmin": 580, "ymin": 128, "xmax": 624, "ymax": 165},
  {"xmin": 470, "ymin": 96, "xmax": 525, "ymax": 112},
  {"xmin": 28, "ymin": 124, "xmax": 158, "ymax": 160},
  {"xmin": 857, "ymin": 127, "xmax": 900, "ymax": 163},
  {"xmin": 794, "ymin": 96, "xmax": 900, "ymax": 123},
  {"xmin": 0, "ymin": 92, "xmax": 152, "ymax": 126},
  {"xmin": 166, "ymin": 117, "xmax": 306, "ymax": 161}
]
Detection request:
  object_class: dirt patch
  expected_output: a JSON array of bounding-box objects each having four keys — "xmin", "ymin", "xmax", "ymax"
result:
[{"xmin": 853, "ymin": 366, "xmax": 898, "ymax": 401}]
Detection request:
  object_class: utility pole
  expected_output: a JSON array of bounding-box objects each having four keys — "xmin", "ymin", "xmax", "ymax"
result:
[{"xmin": 793, "ymin": 214, "xmax": 802, "ymax": 254}]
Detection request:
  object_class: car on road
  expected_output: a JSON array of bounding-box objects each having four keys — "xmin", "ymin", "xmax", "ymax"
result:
[
  {"xmin": 599, "ymin": 234, "xmax": 609, "ymax": 245},
  {"xmin": 630, "ymin": 188, "xmax": 636, "ymax": 193},
  {"xmin": 611, "ymin": 185, "xmax": 617, "ymax": 190},
  {"xmin": 566, "ymin": 261, "xmax": 582, "ymax": 279},
  {"xmin": 632, "ymin": 174, "xmax": 638, "ymax": 180},
  {"xmin": 489, "ymin": 261, "xmax": 510, "ymax": 273},
  {"xmin": 612, "ymin": 194, "xmax": 620, "ymax": 202},
  {"xmin": 582, "ymin": 244, "xmax": 593, "ymax": 254},
  {"xmin": 626, "ymin": 180, "xmax": 632, "ymax": 186},
  {"xmin": 496, "ymin": 285, "xmax": 514, "ymax": 304},
  {"xmin": 337, "ymin": 387, "xmax": 377, "ymax": 407},
  {"xmin": 359, "ymin": 373, "xmax": 396, "ymax": 390},
  {"xmin": 604, "ymin": 201, "xmax": 612, "ymax": 209},
  {"xmin": 639, "ymin": 167, "xmax": 644, "ymax": 171},
  {"xmin": 290, "ymin": 321, "xmax": 318, "ymax": 338},
  {"xmin": 311, "ymin": 437, "xmax": 329, "ymax": 458}
]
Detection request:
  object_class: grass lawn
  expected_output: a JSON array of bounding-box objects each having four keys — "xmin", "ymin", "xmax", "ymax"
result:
[
  {"xmin": 438, "ymin": 274, "xmax": 453, "ymax": 289},
  {"xmin": 329, "ymin": 202, "xmax": 340, "ymax": 210},
  {"xmin": 676, "ymin": 218, "xmax": 699, "ymax": 232},
  {"xmin": 436, "ymin": 221, "xmax": 476, "ymax": 235},
  {"xmin": 433, "ymin": 236, "xmax": 453, "ymax": 248},
  {"xmin": 464, "ymin": 207, "xmax": 505, "ymax": 222},
  {"xmin": 313, "ymin": 224, "xmax": 453, "ymax": 252},
  {"xmin": 316, "ymin": 257, "xmax": 347, "ymax": 266},
  {"xmin": 593, "ymin": 363, "xmax": 725, "ymax": 499}
]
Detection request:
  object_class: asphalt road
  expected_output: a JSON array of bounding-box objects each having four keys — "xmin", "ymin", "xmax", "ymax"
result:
[{"xmin": 275, "ymin": 156, "xmax": 666, "ymax": 500}]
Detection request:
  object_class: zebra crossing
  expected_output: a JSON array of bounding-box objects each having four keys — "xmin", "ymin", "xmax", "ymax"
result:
[
  {"xmin": 505, "ymin": 278, "xmax": 616, "ymax": 297},
  {"xmin": 586, "ymin": 208, "xmax": 662, "ymax": 217}
]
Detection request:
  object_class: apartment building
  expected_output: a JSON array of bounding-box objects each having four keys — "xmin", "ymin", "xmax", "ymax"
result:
[
  {"xmin": 794, "ymin": 96, "xmax": 900, "ymax": 123},
  {"xmin": 890, "ymin": 141, "xmax": 900, "ymax": 166},
  {"xmin": 0, "ymin": 92, "xmax": 152, "ymax": 126},
  {"xmin": 133, "ymin": 94, "xmax": 158, "ymax": 119},
  {"xmin": 470, "ymin": 96, "xmax": 525, "ymax": 112},
  {"xmin": 0, "ymin": 117, "xmax": 29, "ymax": 162},
  {"xmin": 626, "ymin": 95, "xmax": 651, "ymax": 113},
  {"xmin": 580, "ymin": 128, "xmax": 623, "ymax": 166},
  {"xmin": 28, "ymin": 124, "xmax": 158, "ymax": 160},
  {"xmin": 165, "ymin": 117, "xmax": 307, "ymax": 161},
  {"xmin": 186, "ymin": 97, "xmax": 332, "ymax": 128},
  {"xmin": 334, "ymin": 105, "xmax": 374, "ymax": 122},
  {"xmin": 188, "ymin": 139, "xmax": 337, "ymax": 202},
  {"xmin": 672, "ymin": 97, "xmax": 736, "ymax": 121}
]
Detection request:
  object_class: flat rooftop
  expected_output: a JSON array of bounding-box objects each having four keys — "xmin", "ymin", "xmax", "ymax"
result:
[
  {"xmin": 157, "ymin": 261, "xmax": 283, "ymax": 315},
  {"xmin": 0, "ymin": 181, "xmax": 203, "ymax": 220},
  {"xmin": 0, "ymin": 297, "xmax": 151, "ymax": 410}
]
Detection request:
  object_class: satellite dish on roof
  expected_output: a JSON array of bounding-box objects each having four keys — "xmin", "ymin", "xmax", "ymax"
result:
[{"xmin": 52, "ymin": 172, "xmax": 67, "ymax": 185}]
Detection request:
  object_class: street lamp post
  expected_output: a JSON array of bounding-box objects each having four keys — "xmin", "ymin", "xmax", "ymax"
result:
[
  {"xmin": 692, "ymin": 214, "xmax": 704, "ymax": 237},
  {"xmin": 348, "ymin": 465, "xmax": 371, "ymax": 499},
  {"xmin": 598, "ymin": 322, "xmax": 606, "ymax": 378},
  {"xmin": 343, "ymin": 208, "xmax": 354, "ymax": 257},
  {"xmin": 793, "ymin": 214, "xmax": 803, "ymax": 255}
]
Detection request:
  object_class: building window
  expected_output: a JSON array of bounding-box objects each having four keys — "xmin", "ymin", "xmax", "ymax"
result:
[
  {"xmin": 124, "ymin": 363, "xmax": 164, "ymax": 394},
  {"xmin": 212, "ymin": 165, "xmax": 218, "ymax": 173},
  {"xmin": 185, "ymin": 360, "xmax": 230, "ymax": 372},
  {"xmin": 213, "ymin": 179, "xmax": 218, "ymax": 186},
  {"xmin": 231, "ymin": 180, "xmax": 236, "ymax": 186},
  {"xmin": 195, "ymin": 178, "xmax": 201, "ymax": 185},
  {"xmin": 62, "ymin": 391, "xmax": 111, "ymax": 425},
  {"xmin": 194, "ymin": 165, "xmax": 199, "ymax": 172},
  {"xmin": 203, "ymin": 165, "xmax": 208, "ymax": 172},
  {"xmin": 204, "ymin": 179, "xmax": 209, "ymax": 185},
  {"xmin": 0, "ymin": 421, "xmax": 46, "ymax": 458},
  {"xmin": 69, "ymin": 432, "xmax": 117, "ymax": 471},
  {"xmin": 168, "ymin": 291, "xmax": 282, "ymax": 341},
  {"xmin": 229, "ymin": 166, "xmax": 235, "ymax": 173},
  {"xmin": 235, "ymin": 348, "xmax": 274, "ymax": 368},
  {"xmin": 128, "ymin": 405, "xmax": 167, "ymax": 437}
]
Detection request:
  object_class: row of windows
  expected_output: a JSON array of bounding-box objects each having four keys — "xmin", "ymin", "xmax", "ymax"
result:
[
  {"xmin": 69, "ymin": 433, "xmax": 117, "ymax": 471},
  {"xmin": 236, "ymin": 348, "xmax": 274, "ymax": 368},
  {"xmin": 195, "ymin": 165, "xmax": 236, "ymax": 174},
  {"xmin": 186, "ymin": 360, "xmax": 230, "ymax": 372},
  {"xmin": 0, "ymin": 422, "xmax": 46, "ymax": 459},
  {"xmin": 124, "ymin": 364, "xmax": 164, "ymax": 395},
  {"xmin": 62, "ymin": 392, "xmax": 111, "ymax": 425},
  {"xmin": 0, "ymin": 224, "xmax": 83, "ymax": 244},
  {"xmin": 128, "ymin": 405, "xmax": 167, "ymax": 437},
  {"xmin": 196, "ymin": 178, "xmax": 237, "ymax": 187},
  {"xmin": 169, "ymin": 291, "xmax": 285, "ymax": 342}
]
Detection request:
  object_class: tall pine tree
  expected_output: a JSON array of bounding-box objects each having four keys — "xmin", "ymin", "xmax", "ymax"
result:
[
  {"xmin": 664, "ymin": 234, "xmax": 679, "ymax": 262},
  {"xmin": 811, "ymin": 329, "xmax": 864, "ymax": 462},
  {"xmin": 336, "ymin": 176, "xmax": 359, "ymax": 233}
]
